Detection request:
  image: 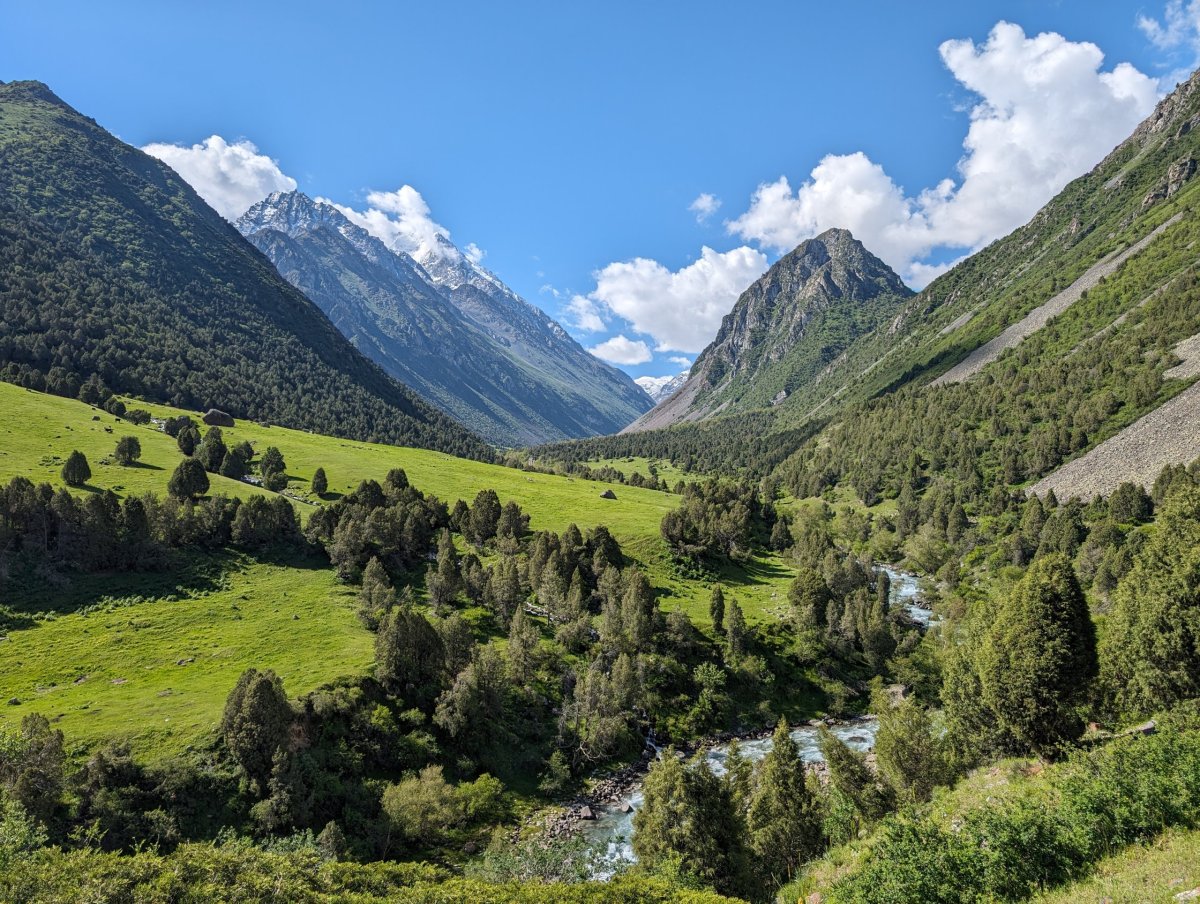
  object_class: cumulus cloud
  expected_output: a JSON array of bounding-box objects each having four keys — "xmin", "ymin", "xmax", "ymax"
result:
[
  {"xmin": 689, "ymin": 192, "xmax": 722, "ymax": 223},
  {"xmin": 669, "ymin": 356, "xmax": 692, "ymax": 368},
  {"xmin": 585, "ymin": 246, "xmax": 767, "ymax": 353},
  {"xmin": 727, "ymin": 22, "xmax": 1157, "ymax": 286},
  {"xmin": 141, "ymin": 135, "xmax": 296, "ymax": 220},
  {"xmin": 565, "ymin": 295, "xmax": 607, "ymax": 332},
  {"xmin": 588, "ymin": 335, "xmax": 653, "ymax": 365},
  {"xmin": 330, "ymin": 185, "xmax": 462, "ymax": 264}
]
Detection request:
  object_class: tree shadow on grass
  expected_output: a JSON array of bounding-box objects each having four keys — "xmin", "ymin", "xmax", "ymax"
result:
[
  {"xmin": 719, "ymin": 555, "xmax": 792, "ymax": 590},
  {"xmin": 124, "ymin": 461, "xmax": 164, "ymax": 471},
  {"xmin": 0, "ymin": 547, "xmax": 330, "ymax": 619}
]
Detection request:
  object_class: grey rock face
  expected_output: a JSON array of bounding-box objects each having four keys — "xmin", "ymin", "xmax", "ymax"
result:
[
  {"xmin": 239, "ymin": 192, "xmax": 652, "ymax": 446},
  {"xmin": 624, "ymin": 228, "xmax": 912, "ymax": 432}
]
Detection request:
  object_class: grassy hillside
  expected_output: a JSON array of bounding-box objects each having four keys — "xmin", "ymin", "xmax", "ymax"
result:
[
  {"xmin": 1, "ymin": 553, "xmax": 370, "ymax": 760},
  {"xmin": 0, "ymin": 382, "xmax": 803, "ymax": 758},
  {"xmin": 1033, "ymin": 828, "xmax": 1200, "ymax": 903},
  {"xmin": 0, "ymin": 381, "xmax": 800, "ymax": 622}
]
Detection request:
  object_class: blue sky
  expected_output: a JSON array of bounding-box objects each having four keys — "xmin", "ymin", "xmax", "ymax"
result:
[{"xmin": 3, "ymin": 1, "xmax": 1198, "ymax": 380}]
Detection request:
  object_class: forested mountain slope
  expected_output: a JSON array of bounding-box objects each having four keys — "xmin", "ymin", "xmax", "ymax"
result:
[
  {"xmin": 537, "ymin": 71, "xmax": 1200, "ymax": 496},
  {"xmin": 240, "ymin": 192, "xmax": 652, "ymax": 447},
  {"xmin": 0, "ymin": 80, "xmax": 489, "ymax": 458}
]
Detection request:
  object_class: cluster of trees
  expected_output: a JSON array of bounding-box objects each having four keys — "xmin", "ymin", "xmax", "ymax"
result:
[
  {"xmin": 527, "ymin": 410, "xmax": 815, "ymax": 484},
  {"xmin": 0, "ymin": 475, "xmax": 304, "ymax": 579},
  {"xmin": 660, "ymin": 479, "xmax": 769, "ymax": 564}
]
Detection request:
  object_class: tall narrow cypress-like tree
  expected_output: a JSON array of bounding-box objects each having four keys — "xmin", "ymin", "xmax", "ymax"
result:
[{"xmin": 709, "ymin": 585, "xmax": 725, "ymax": 635}]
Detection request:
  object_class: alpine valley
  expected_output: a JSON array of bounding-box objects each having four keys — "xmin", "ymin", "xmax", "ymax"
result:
[{"xmin": 2, "ymin": 20, "xmax": 1200, "ymax": 904}]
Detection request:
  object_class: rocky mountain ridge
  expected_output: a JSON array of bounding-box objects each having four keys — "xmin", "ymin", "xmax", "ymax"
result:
[
  {"xmin": 624, "ymin": 228, "xmax": 912, "ymax": 432},
  {"xmin": 239, "ymin": 192, "xmax": 652, "ymax": 446}
]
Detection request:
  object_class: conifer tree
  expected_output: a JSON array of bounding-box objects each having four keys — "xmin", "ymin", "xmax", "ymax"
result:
[
  {"xmin": 168, "ymin": 458, "xmax": 209, "ymax": 500},
  {"xmin": 1101, "ymin": 485, "xmax": 1200, "ymax": 715},
  {"xmin": 220, "ymin": 669, "xmax": 293, "ymax": 793},
  {"xmin": 726, "ymin": 598, "xmax": 747, "ymax": 661},
  {"xmin": 61, "ymin": 450, "xmax": 91, "ymax": 487},
  {"xmin": 375, "ymin": 606, "xmax": 446, "ymax": 710},
  {"xmin": 747, "ymin": 719, "xmax": 822, "ymax": 887},
  {"xmin": 310, "ymin": 467, "xmax": 328, "ymax": 497},
  {"xmin": 709, "ymin": 584, "xmax": 725, "ymax": 635},
  {"xmin": 978, "ymin": 555, "xmax": 1098, "ymax": 757}
]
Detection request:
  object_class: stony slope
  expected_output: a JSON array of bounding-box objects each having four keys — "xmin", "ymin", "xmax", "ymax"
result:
[
  {"xmin": 239, "ymin": 192, "xmax": 647, "ymax": 447},
  {"xmin": 413, "ymin": 235, "xmax": 654, "ymax": 433},
  {"xmin": 933, "ymin": 212, "xmax": 1184, "ymax": 386},
  {"xmin": 0, "ymin": 81, "xmax": 489, "ymax": 458},
  {"xmin": 623, "ymin": 228, "xmax": 912, "ymax": 432}
]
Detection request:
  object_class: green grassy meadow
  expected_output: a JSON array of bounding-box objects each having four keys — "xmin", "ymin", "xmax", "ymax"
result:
[
  {"xmin": 1, "ymin": 553, "xmax": 371, "ymax": 760},
  {"xmin": 1033, "ymin": 827, "xmax": 1200, "ymax": 903},
  {"xmin": 0, "ymin": 382, "xmax": 804, "ymax": 757}
]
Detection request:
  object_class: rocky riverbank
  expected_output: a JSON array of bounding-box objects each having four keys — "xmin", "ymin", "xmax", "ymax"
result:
[{"xmin": 533, "ymin": 715, "xmax": 877, "ymax": 841}]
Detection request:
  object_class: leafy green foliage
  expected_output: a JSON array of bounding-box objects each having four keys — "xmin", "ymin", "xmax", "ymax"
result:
[{"xmin": 824, "ymin": 724, "xmax": 1200, "ymax": 904}]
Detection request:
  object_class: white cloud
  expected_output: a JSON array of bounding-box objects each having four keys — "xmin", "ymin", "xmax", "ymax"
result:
[
  {"xmin": 565, "ymin": 295, "xmax": 607, "ymax": 332},
  {"xmin": 727, "ymin": 22, "xmax": 1158, "ymax": 286},
  {"xmin": 330, "ymin": 185, "xmax": 461, "ymax": 265},
  {"xmin": 689, "ymin": 192, "xmax": 722, "ymax": 223},
  {"xmin": 585, "ymin": 246, "xmax": 767, "ymax": 353},
  {"xmin": 589, "ymin": 335, "xmax": 653, "ymax": 365},
  {"xmin": 141, "ymin": 135, "xmax": 296, "ymax": 220},
  {"xmin": 669, "ymin": 356, "xmax": 692, "ymax": 368},
  {"xmin": 1138, "ymin": 0, "xmax": 1200, "ymax": 89},
  {"xmin": 1139, "ymin": 0, "xmax": 1200, "ymax": 49}
]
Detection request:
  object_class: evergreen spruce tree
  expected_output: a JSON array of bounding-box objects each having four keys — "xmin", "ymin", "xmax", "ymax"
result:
[
  {"xmin": 709, "ymin": 584, "xmax": 725, "ymax": 635},
  {"xmin": 375, "ymin": 606, "xmax": 446, "ymax": 711},
  {"xmin": 747, "ymin": 719, "xmax": 822, "ymax": 888},
  {"xmin": 196, "ymin": 426, "xmax": 227, "ymax": 473},
  {"xmin": 633, "ymin": 751, "xmax": 750, "ymax": 897},
  {"xmin": 168, "ymin": 458, "xmax": 209, "ymax": 501},
  {"xmin": 978, "ymin": 555, "xmax": 1098, "ymax": 757},
  {"xmin": 310, "ymin": 467, "xmax": 328, "ymax": 497},
  {"xmin": 358, "ymin": 557, "xmax": 395, "ymax": 629},
  {"xmin": 60, "ymin": 450, "xmax": 91, "ymax": 487},
  {"xmin": 220, "ymin": 669, "xmax": 293, "ymax": 793},
  {"xmin": 1101, "ymin": 485, "xmax": 1200, "ymax": 715},
  {"xmin": 726, "ymin": 598, "xmax": 747, "ymax": 661}
]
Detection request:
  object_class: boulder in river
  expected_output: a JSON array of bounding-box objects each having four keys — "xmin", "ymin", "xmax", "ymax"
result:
[{"xmin": 579, "ymin": 805, "xmax": 595, "ymax": 820}]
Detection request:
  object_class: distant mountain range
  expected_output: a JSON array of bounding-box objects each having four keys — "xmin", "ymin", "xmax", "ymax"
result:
[
  {"xmin": 0, "ymin": 80, "xmax": 490, "ymax": 458},
  {"xmin": 635, "ymin": 371, "xmax": 690, "ymax": 404},
  {"xmin": 537, "ymin": 69, "xmax": 1200, "ymax": 497},
  {"xmin": 239, "ymin": 192, "xmax": 652, "ymax": 447}
]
